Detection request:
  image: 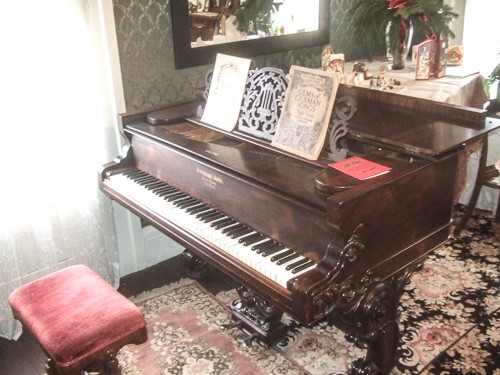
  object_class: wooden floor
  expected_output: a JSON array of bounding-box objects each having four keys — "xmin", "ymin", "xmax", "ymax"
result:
[{"xmin": 0, "ymin": 255, "xmax": 235, "ymax": 375}]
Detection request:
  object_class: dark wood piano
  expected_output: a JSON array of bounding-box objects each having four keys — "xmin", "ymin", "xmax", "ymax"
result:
[{"xmin": 99, "ymin": 71, "xmax": 499, "ymax": 374}]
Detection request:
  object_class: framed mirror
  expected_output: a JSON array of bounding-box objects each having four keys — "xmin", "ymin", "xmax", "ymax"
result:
[{"xmin": 171, "ymin": 0, "xmax": 330, "ymax": 69}]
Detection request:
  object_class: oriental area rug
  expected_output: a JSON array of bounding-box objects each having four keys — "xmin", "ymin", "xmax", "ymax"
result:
[{"xmin": 114, "ymin": 208, "xmax": 498, "ymax": 375}]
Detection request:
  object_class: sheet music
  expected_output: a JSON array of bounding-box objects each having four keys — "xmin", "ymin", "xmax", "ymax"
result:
[
  {"xmin": 201, "ymin": 54, "xmax": 251, "ymax": 132},
  {"xmin": 271, "ymin": 65, "xmax": 339, "ymax": 160}
]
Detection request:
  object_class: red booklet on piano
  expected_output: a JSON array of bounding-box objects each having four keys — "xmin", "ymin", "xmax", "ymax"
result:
[{"xmin": 329, "ymin": 156, "xmax": 391, "ymax": 180}]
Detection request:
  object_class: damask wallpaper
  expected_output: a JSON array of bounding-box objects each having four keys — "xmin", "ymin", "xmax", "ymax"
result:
[{"xmin": 113, "ymin": 0, "xmax": 365, "ymax": 111}]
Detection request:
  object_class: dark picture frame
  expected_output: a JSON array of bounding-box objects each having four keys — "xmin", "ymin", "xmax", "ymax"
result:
[{"xmin": 171, "ymin": 0, "xmax": 330, "ymax": 69}]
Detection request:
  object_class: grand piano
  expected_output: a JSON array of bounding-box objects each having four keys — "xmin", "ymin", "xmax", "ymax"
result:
[{"xmin": 99, "ymin": 67, "xmax": 499, "ymax": 374}]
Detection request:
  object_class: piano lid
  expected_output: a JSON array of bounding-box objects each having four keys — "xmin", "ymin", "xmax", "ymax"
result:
[{"xmin": 338, "ymin": 85, "xmax": 493, "ymax": 158}]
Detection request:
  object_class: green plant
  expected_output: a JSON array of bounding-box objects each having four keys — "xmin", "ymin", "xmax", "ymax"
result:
[
  {"xmin": 234, "ymin": 0, "xmax": 281, "ymax": 36},
  {"xmin": 484, "ymin": 60, "xmax": 500, "ymax": 102},
  {"xmin": 351, "ymin": 0, "xmax": 458, "ymax": 56}
]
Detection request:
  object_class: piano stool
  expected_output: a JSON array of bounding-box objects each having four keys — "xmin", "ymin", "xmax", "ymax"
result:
[{"xmin": 8, "ymin": 265, "xmax": 147, "ymax": 375}]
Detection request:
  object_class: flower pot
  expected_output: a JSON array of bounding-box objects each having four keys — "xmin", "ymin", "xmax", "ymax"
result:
[{"xmin": 385, "ymin": 18, "xmax": 413, "ymax": 70}]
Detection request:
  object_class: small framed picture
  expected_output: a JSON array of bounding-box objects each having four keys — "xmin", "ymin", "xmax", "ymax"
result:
[
  {"xmin": 447, "ymin": 45, "xmax": 464, "ymax": 66},
  {"xmin": 415, "ymin": 40, "xmax": 434, "ymax": 80}
]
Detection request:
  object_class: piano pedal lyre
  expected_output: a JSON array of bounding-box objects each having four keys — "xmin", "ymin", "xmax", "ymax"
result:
[{"xmin": 223, "ymin": 285, "xmax": 288, "ymax": 349}]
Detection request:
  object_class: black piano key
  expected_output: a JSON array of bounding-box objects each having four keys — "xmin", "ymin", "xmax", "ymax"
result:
[
  {"xmin": 150, "ymin": 182, "xmax": 171, "ymax": 191},
  {"xmin": 182, "ymin": 203, "xmax": 205, "ymax": 212},
  {"xmin": 134, "ymin": 175, "xmax": 156, "ymax": 183},
  {"xmin": 128, "ymin": 175, "xmax": 150, "ymax": 183},
  {"xmin": 291, "ymin": 260, "xmax": 316, "ymax": 274},
  {"xmin": 124, "ymin": 170, "xmax": 147, "ymax": 178},
  {"xmin": 213, "ymin": 219, "xmax": 238, "ymax": 230},
  {"xmin": 222, "ymin": 223, "xmax": 245, "ymax": 235},
  {"xmin": 187, "ymin": 205, "xmax": 211, "ymax": 214},
  {"xmin": 173, "ymin": 196, "xmax": 199, "ymax": 207},
  {"xmin": 173, "ymin": 196, "xmax": 196, "ymax": 207},
  {"xmin": 276, "ymin": 253, "xmax": 301, "ymax": 265},
  {"xmin": 270, "ymin": 249, "xmax": 294, "ymax": 262},
  {"xmin": 196, "ymin": 209, "xmax": 217, "ymax": 220},
  {"xmin": 138, "ymin": 177, "xmax": 158, "ymax": 185},
  {"xmin": 158, "ymin": 185, "xmax": 176, "ymax": 193},
  {"xmin": 134, "ymin": 172, "xmax": 153, "ymax": 179},
  {"xmin": 211, "ymin": 217, "xmax": 233, "ymax": 228},
  {"xmin": 144, "ymin": 181, "xmax": 165, "ymax": 190},
  {"xmin": 165, "ymin": 192, "xmax": 188, "ymax": 202},
  {"xmin": 230, "ymin": 227, "xmax": 253, "ymax": 239},
  {"xmin": 202, "ymin": 212, "xmax": 225, "ymax": 223},
  {"xmin": 284, "ymin": 257, "xmax": 309, "ymax": 270},
  {"xmin": 170, "ymin": 196, "xmax": 192, "ymax": 206},
  {"xmin": 159, "ymin": 189, "xmax": 182, "ymax": 199},
  {"xmin": 252, "ymin": 240, "xmax": 277, "ymax": 252},
  {"xmin": 260, "ymin": 243, "xmax": 286, "ymax": 256},
  {"xmin": 176, "ymin": 198, "xmax": 200, "ymax": 209},
  {"xmin": 155, "ymin": 187, "xmax": 177, "ymax": 197},
  {"xmin": 202, "ymin": 210, "xmax": 223, "ymax": 220},
  {"xmin": 239, "ymin": 232, "xmax": 264, "ymax": 245}
]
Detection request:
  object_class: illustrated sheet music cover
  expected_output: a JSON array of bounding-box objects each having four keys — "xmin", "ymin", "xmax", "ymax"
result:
[
  {"xmin": 271, "ymin": 65, "xmax": 339, "ymax": 160},
  {"xmin": 201, "ymin": 53, "xmax": 251, "ymax": 132}
]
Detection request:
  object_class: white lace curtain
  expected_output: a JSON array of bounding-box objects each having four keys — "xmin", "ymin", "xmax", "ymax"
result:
[
  {"xmin": 0, "ymin": 1, "xmax": 121, "ymax": 339},
  {"xmin": 460, "ymin": 0, "xmax": 500, "ymax": 211}
]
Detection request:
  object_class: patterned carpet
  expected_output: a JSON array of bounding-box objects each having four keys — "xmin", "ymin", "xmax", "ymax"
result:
[{"xmin": 117, "ymin": 208, "xmax": 499, "ymax": 375}]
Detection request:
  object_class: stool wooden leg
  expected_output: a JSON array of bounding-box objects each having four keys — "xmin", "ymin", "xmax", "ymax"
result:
[
  {"xmin": 101, "ymin": 350, "xmax": 121, "ymax": 375},
  {"xmin": 45, "ymin": 358, "xmax": 66, "ymax": 375},
  {"xmin": 45, "ymin": 359, "xmax": 57, "ymax": 375}
]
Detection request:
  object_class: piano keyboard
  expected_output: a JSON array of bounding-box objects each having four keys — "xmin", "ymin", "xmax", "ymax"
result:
[{"xmin": 107, "ymin": 169, "xmax": 317, "ymax": 289}]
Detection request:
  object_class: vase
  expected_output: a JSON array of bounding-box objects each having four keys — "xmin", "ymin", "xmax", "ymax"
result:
[{"xmin": 385, "ymin": 18, "xmax": 413, "ymax": 70}]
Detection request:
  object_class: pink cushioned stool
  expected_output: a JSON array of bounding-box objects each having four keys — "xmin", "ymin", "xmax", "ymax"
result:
[{"xmin": 8, "ymin": 265, "xmax": 147, "ymax": 375}]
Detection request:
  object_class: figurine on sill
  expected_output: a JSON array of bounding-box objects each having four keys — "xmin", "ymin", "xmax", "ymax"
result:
[
  {"xmin": 321, "ymin": 44, "xmax": 345, "ymax": 83},
  {"xmin": 370, "ymin": 71, "xmax": 386, "ymax": 90},
  {"xmin": 321, "ymin": 44, "xmax": 334, "ymax": 71}
]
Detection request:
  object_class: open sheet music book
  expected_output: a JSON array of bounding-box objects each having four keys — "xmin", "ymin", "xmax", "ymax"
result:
[
  {"xmin": 201, "ymin": 54, "xmax": 251, "ymax": 132},
  {"xmin": 271, "ymin": 65, "xmax": 339, "ymax": 160}
]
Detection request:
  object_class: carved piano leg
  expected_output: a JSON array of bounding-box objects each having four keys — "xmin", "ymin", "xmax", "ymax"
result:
[
  {"xmin": 228, "ymin": 285, "xmax": 288, "ymax": 348},
  {"xmin": 181, "ymin": 250, "xmax": 209, "ymax": 279},
  {"xmin": 340, "ymin": 278, "xmax": 398, "ymax": 375},
  {"xmin": 337, "ymin": 264, "xmax": 422, "ymax": 375},
  {"xmin": 348, "ymin": 322, "xmax": 397, "ymax": 375}
]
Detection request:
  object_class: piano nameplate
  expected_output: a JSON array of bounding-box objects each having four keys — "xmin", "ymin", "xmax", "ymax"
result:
[{"xmin": 196, "ymin": 166, "xmax": 224, "ymax": 190}]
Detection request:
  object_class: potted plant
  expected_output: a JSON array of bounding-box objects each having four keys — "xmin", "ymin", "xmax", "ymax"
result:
[
  {"xmin": 233, "ymin": 0, "xmax": 282, "ymax": 36},
  {"xmin": 484, "ymin": 60, "xmax": 500, "ymax": 112},
  {"xmin": 351, "ymin": 0, "xmax": 458, "ymax": 68}
]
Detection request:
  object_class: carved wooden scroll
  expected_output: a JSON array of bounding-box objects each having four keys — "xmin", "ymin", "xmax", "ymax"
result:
[
  {"xmin": 327, "ymin": 95, "xmax": 357, "ymax": 161},
  {"xmin": 236, "ymin": 67, "xmax": 288, "ymax": 140}
]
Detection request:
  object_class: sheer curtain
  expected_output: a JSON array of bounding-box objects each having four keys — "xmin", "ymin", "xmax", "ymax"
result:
[
  {"xmin": 0, "ymin": 1, "xmax": 121, "ymax": 339},
  {"xmin": 457, "ymin": 0, "xmax": 500, "ymax": 211},
  {"xmin": 461, "ymin": 0, "xmax": 500, "ymax": 77}
]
